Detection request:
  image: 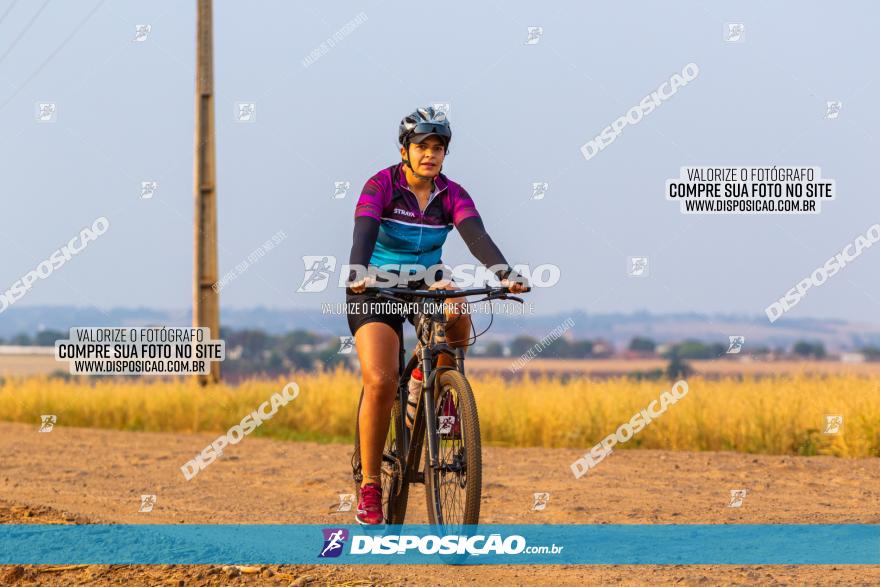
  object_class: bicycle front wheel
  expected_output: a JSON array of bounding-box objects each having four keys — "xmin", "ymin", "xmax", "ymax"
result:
[{"xmin": 424, "ymin": 370, "xmax": 482, "ymax": 529}]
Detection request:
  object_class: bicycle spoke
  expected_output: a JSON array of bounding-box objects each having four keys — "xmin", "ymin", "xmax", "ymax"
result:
[
  {"xmin": 433, "ymin": 386, "xmax": 467, "ymax": 528},
  {"xmin": 381, "ymin": 421, "xmax": 398, "ymax": 521}
]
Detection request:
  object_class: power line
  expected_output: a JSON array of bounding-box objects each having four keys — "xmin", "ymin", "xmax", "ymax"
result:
[
  {"xmin": 0, "ymin": 0, "xmax": 50, "ymax": 67},
  {"xmin": 0, "ymin": 0, "xmax": 105, "ymax": 111},
  {"xmin": 0, "ymin": 0, "xmax": 21, "ymax": 28}
]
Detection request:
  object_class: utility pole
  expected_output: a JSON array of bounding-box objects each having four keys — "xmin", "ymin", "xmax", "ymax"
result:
[{"xmin": 194, "ymin": 0, "xmax": 220, "ymax": 384}]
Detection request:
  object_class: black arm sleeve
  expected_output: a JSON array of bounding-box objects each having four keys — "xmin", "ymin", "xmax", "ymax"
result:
[
  {"xmin": 348, "ymin": 216, "xmax": 380, "ymax": 283},
  {"xmin": 457, "ymin": 216, "xmax": 513, "ymax": 280}
]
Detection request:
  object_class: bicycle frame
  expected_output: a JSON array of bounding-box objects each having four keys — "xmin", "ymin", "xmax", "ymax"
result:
[
  {"xmin": 400, "ymin": 309, "xmax": 463, "ymax": 488},
  {"xmin": 359, "ymin": 285, "xmax": 528, "ymax": 500}
]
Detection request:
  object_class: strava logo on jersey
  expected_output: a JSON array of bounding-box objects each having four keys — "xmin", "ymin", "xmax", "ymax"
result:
[{"xmin": 393, "ymin": 208, "xmax": 416, "ymax": 218}]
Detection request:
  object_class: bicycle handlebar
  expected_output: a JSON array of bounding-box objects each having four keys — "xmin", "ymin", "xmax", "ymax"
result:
[{"xmin": 362, "ymin": 285, "xmax": 530, "ymax": 298}]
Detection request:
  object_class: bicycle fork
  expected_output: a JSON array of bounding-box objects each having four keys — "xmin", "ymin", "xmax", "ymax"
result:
[
  {"xmin": 420, "ymin": 344, "xmax": 440, "ymax": 475},
  {"xmin": 407, "ymin": 347, "xmax": 465, "ymax": 483}
]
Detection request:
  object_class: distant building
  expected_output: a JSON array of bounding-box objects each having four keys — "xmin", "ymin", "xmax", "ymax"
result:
[
  {"xmin": 840, "ymin": 352, "xmax": 865, "ymax": 363},
  {"xmin": 591, "ymin": 339, "xmax": 614, "ymax": 358},
  {"xmin": 0, "ymin": 345, "xmax": 54, "ymax": 355}
]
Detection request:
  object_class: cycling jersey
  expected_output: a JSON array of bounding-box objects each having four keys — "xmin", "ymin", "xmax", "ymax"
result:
[{"xmin": 353, "ymin": 163, "xmax": 481, "ymax": 268}]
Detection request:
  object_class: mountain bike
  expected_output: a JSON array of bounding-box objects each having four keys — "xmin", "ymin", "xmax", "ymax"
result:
[{"xmin": 350, "ymin": 285, "xmax": 529, "ymax": 530}]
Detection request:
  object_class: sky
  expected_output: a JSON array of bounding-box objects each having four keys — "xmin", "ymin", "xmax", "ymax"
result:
[{"xmin": 0, "ymin": 0, "xmax": 878, "ymax": 324}]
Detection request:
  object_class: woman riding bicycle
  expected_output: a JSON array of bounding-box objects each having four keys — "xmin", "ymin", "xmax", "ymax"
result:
[{"xmin": 346, "ymin": 106, "xmax": 528, "ymax": 525}]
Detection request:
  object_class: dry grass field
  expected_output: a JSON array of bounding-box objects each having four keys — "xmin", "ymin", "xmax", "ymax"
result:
[
  {"xmin": 0, "ymin": 371, "xmax": 877, "ymax": 456},
  {"xmin": 5, "ymin": 353, "xmax": 880, "ymax": 379}
]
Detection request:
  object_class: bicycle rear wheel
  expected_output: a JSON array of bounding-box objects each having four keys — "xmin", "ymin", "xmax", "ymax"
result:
[
  {"xmin": 352, "ymin": 387, "xmax": 410, "ymax": 524},
  {"xmin": 424, "ymin": 370, "xmax": 482, "ymax": 530}
]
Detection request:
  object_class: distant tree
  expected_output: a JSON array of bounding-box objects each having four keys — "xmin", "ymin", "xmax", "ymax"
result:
[
  {"xmin": 860, "ymin": 346, "xmax": 880, "ymax": 361},
  {"xmin": 666, "ymin": 349, "xmax": 694, "ymax": 380},
  {"xmin": 483, "ymin": 341, "xmax": 505, "ymax": 358},
  {"xmin": 266, "ymin": 351, "xmax": 284, "ymax": 372},
  {"xmin": 276, "ymin": 334, "xmax": 317, "ymax": 366},
  {"xmin": 566, "ymin": 340, "xmax": 593, "ymax": 358},
  {"xmin": 10, "ymin": 333, "xmax": 31, "ymax": 346},
  {"xmin": 547, "ymin": 339, "xmax": 571, "ymax": 358},
  {"xmin": 282, "ymin": 330, "xmax": 322, "ymax": 346},
  {"xmin": 673, "ymin": 339, "xmax": 715, "ymax": 359},
  {"xmin": 34, "ymin": 330, "xmax": 66, "ymax": 346},
  {"xmin": 315, "ymin": 347, "xmax": 348, "ymax": 371},
  {"xmin": 709, "ymin": 342, "xmax": 726, "ymax": 356},
  {"xmin": 793, "ymin": 340, "xmax": 826, "ymax": 359},
  {"xmin": 224, "ymin": 329, "xmax": 272, "ymax": 359},
  {"xmin": 792, "ymin": 341, "xmax": 809, "ymax": 356},
  {"xmin": 628, "ymin": 337, "xmax": 656, "ymax": 353},
  {"xmin": 510, "ymin": 336, "xmax": 539, "ymax": 357}
]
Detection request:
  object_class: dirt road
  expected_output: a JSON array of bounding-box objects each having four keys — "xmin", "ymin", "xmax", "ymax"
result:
[{"xmin": 0, "ymin": 421, "xmax": 877, "ymax": 585}]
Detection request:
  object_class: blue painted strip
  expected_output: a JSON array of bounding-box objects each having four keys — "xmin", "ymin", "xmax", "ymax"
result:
[{"xmin": 1, "ymin": 524, "xmax": 877, "ymax": 565}]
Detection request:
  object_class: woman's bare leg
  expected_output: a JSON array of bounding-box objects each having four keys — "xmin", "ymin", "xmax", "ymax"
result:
[{"xmin": 355, "ymin": 322, "xmax": 400, "ymax": 487}]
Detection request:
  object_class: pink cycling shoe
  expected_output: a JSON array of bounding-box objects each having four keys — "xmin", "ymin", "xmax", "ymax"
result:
[{"xmin": 355, "ymin": 482, "xmax": 384, "ymax": 525}]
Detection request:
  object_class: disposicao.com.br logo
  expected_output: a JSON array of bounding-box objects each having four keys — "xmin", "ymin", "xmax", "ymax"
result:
[
  {"xmin": 319, "ymin": 528, "xmax": 349, "ymax": 558},
  {"xmin": 318, "ymin": 529, "xmax": 563, "ymax": 557}
]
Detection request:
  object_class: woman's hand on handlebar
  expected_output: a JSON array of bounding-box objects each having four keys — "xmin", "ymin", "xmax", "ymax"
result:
[
  {"xmin": 428, "ymin": 278, "xmax": 456, "ymax": 291},
  {"xmin": 348, "ymin": 275, "xmax": 376, "ymax": 294},
  {"xmin": 501, "ymin": 275, "xmax": 530, "ymax": 294}
]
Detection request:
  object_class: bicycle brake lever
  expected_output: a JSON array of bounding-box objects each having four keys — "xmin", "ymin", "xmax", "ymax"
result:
[
  {"xmin": 483, "ymin": 293, "xmax": 525, "ymax": 304},
  {"xmin": 495, "ymin": 294, "xmax": 524, "ymax": 303}
]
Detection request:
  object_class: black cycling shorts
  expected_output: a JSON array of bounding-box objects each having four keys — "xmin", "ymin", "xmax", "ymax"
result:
[
  {"xmin": 345, "ymin": 289, "xmax": 415, "ymax": 339},
  {"xmin": 344, "ymin": 279, "xmax": 429, "ymax": 338}
]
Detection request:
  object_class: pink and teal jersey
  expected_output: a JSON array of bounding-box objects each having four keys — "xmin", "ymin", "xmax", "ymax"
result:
[{"xmin": 354, "ymin": 163, "xmax": 481, "ymax": 268}]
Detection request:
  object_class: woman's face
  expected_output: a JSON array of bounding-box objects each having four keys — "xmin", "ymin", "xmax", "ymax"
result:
[{"xmin": 401, "ymin": 135, "xmax": 446, "ymax": 178}]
